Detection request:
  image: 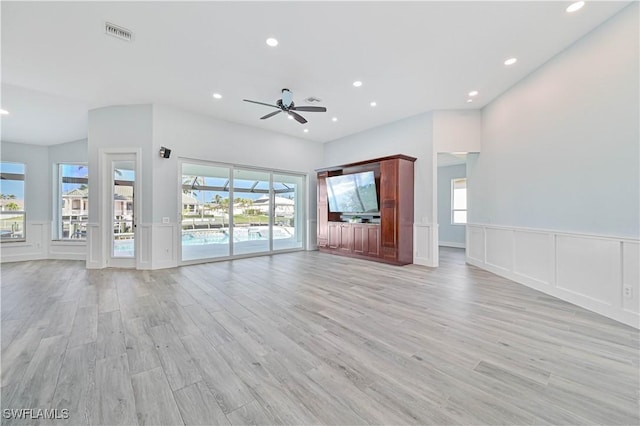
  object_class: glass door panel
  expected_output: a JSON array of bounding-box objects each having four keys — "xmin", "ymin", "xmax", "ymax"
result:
[
  {"xmin": 272, "ymin": 173, "xmax": 304, "ymax": 251},
  {"xmin": 112, "ymin": 161, "xmax": 135, "ymax": 258},
  {"xmin": 181, "ymin": 163, "xmax": 231, "ymax": 261},
  {"xmin": 232, "ymin": 168, "xmax": 270, "ymax": 256}
]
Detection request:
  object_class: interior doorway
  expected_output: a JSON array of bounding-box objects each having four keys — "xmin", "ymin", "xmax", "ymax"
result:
[{"xmin": 436, "ymin": 153, "xmax": 468, "ymax": 264}]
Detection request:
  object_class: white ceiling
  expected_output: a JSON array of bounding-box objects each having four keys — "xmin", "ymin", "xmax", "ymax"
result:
[{"xmin": 0, "ymin": 1, "xmax": 631, "ymax": 146}]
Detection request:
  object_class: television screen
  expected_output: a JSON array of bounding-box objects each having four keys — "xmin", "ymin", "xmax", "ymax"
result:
[{"xmin": 326, "ymin": 171, "xmax": 379, "ymax": 213}]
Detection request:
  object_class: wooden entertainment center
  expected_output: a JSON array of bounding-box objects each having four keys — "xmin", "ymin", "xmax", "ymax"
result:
[{"xmin": 316, "ymin": 154, "xmax": 416, "ymax": 265}]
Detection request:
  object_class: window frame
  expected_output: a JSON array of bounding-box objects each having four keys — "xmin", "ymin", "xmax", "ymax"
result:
[
  {"xmin": 451, "ymin": 177, "xmax": 467, "ymax": 225},
  {"xmin": 57, "ymin": 163, "xmax": 89, "ymax": 241}
]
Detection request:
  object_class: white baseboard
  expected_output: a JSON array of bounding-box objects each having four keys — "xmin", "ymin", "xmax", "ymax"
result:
[
  {"xmin": 439, "ymin": 241, "xmax": 465, "ymax": 249},
  {"xmin": 467, "ymin": 223, "xmax": 639, "ymax": 329}
]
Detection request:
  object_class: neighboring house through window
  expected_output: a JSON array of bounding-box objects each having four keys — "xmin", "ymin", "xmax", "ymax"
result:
[{"xmin": 59, "ymin": 164, "xmax": 88, "ymax": 239}]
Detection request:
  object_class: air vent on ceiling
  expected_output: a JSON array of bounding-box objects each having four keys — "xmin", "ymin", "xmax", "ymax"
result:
[
  {"xmin": 305, "ymin": 96, "xmax": 322, "ymax": 103},
  {"xmin": 105, "ymin": 22, "xmax": 133, "ymax": 42}
]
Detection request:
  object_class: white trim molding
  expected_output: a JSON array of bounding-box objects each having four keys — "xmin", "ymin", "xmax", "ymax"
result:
[
  {"xmin": 86, "ymin": 223, "xmax": 102, "ymax": 269},
  {"xmin": 466, "ymin": 223, "xmax": 639, "ymax": 329},
  {"xmin": 439, "ymin": 241, "xmax": 466, "ymax": 249},
  {"xmin": 307, "ymin": 219, "xmax": 318, "ymax": 251}
]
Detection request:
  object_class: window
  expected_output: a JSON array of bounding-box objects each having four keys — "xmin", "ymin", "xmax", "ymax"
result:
[
  {"xmin": 59, "ymin": 164, "xmax": 88, "ymax": 239},
  {"xmin": 1, "ymin": 162, "xmax": 26, "ymax": 242},
  {"xmin": 452, "ymin": 178, "xmax": 467, "ymax": 224}
]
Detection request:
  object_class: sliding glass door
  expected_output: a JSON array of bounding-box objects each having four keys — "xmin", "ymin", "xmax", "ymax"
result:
[
  {"xmin": 233, "ymin": 168, "xmax": 271, "ymax": 256},
  {"xmin": 181, "ymin": 163, "xmax": 231, "ymax": 261},
  {"xmin": 273, "ymin": 173, "xmax": 304, "ymax": 251},
  {"xmin": 180, "ymin": 160, "xmax": 305, "ymax": 263}
]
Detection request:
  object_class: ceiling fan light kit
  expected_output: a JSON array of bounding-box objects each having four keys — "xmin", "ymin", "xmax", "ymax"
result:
[{"xmin": 243, "ymin": 88, "xmax": 327, "ymax": 124}]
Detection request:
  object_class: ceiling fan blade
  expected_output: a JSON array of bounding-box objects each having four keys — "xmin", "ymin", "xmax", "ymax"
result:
[
  {"xmin": 290, "ymin": 106, "xmax": 327, "ymax": 112},
  {"xmin": 243, "ymin": 99, "xmax": 280, "ymax": 109},
  {"xmin": 288, "ymin": 111, "xmax": 307, "ymax": 124},
  {"xmin": 260, "ymin": 110, "xmax": 282, "ymax": 120}
]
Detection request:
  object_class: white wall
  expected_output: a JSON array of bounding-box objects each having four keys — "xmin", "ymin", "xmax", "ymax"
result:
[
  {"xmin": 437, "ymin": 163, "xmax": 466, "ymax": 247},
  {"xmin": 1, "ymin": 141, "xmax": 50, "ymax": 221},
  {"xmin": 151, "ymin": 104, "xmax": 323, "ymax": 269},
  {"xmin": 469, "ymin": 4, "xmax": 639, "ymax": 237},
  {"xmin": 1, "ymin": 139, "xmax": 89, "ymax": 262},
  {"xmin": 87, "ymin": 103, "xmax": 323, "ymax": 269},
  {"xmin": 87, "ymin": 105, "xmax": 153, "ymax": 269},
  {"xmin": 323, "ymin": 112, "xmax": 436, "ymax": 265},
  {"xmin": 467, "ymin": 4, "xmax": 639, "ymax": 328},
  {"xmin": 433, "ymin": 110, "xmax": 482, "ymax": 153}
]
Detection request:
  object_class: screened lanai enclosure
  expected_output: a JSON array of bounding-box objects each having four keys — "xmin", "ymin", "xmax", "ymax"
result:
[{"xmin": 181, "ymin": 161, "xmax": 305, "ymax": 262}]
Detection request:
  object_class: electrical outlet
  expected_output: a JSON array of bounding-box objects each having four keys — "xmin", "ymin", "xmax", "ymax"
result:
[
  {"xmin": 623, "ymin": 285, "xmax": 633, "ymax": 299},
  {"xmin": 162, "ymin": 217, "xmax": 170, "ymax": 224}
]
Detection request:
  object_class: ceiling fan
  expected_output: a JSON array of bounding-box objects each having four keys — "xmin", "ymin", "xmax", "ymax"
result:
[{"xmin": 243, "ymin": 88, "xmax": 327, "ymax": 124}]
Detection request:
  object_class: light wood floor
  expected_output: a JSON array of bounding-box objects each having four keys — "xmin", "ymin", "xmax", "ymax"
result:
[{"xmin": 1, "ymin": 248, "xmax": 638, "ymax": 425}]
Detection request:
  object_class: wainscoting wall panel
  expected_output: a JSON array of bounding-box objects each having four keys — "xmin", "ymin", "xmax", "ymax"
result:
[
  {"xmin": 0, "ymin": 221, "xmax": 49, "ymax": 263},
  {"xmin": 49, "ymin": 241, "xmax": 86, "ymax": 261},
  {"xmin": 556, "ymin": 235, "xmax": 620, "ymax": 305},
  {"xmin": 86, "ymin": 223, "xmax": 101, "ymax": 268},
  {"xmin": 466, "ymin": 225, "xmax": 485, "ymax": 263},
  {"xmin": 138, "ymin": 223, "xmax": 153, "ymax": 269},
  {"xmin": 622, "ymin": 241, "xmax": 640, "ymax": 314},
  {"xmin": 513, "ymin": 230, "xmax": 553, "ymax": 287},
  {"xmin": 151, "ymin": 223, "xmax": 177, "ymax": 269},
  {"xmin": 413, "ymin": 223, "xmax": 434, "ymax": 266},
  {"xmin": 467, "ymin": 224, "xmax": 639, "ymax": 328},
  {"xmin": 485, "ymin": 227, "xmax": 513, "ymax": 272}
]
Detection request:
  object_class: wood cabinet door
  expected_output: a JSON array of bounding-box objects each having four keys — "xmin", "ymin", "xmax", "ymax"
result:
[
  {"xmin": 328, "ymin": 222, "xmax": 340, "ymax": 249},
  {"xmin": 367, "ymin": 226, "xmax": 380, "ymax": 257},
  {"xmin": 339, "ymin": 225, "xmax": 352, "ymax": 253},
  {"xmin": 317, "ymin": 173, "xmax": 328, "ymax": 246},
  {"xmin": 380, "ymin": 160, "xmax": 398, "ymax": 259},
  {"xmin": 352, "ymin": 225, "xmax": 366, "ymax": 254}
]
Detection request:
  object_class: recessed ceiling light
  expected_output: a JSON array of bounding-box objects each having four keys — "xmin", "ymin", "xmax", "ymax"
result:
[
  {"xmin": 353, "ymin": 81, "xmax": 363, "ymax": 87},
  {"xmin": 212, "ymin": 93, "xmax": 222, "ymax": 99},
  {"xmin": 504, "ymin": 57, "xmax": 518, "ymax": 66},
  {"xmin": 266, "ymin": 38, "xmax": 278, "ymax": 47},
  {"xmin": 370, "ymin": 101, "xmax": 377, "ymax": 107},
  {"xmin": 288, "ymin": 114, "xmax": 293, "ymax": 120},
  {"xmin": 332, "ymin": 117, "xmax": 338, "ymax": 122},
  {"xmin": 467, "ymin": 99, "xmax": 473, "ymax": 103},
  {"xmin": 468, "ymin": 90, "xmax": 479, "ymax": 97},
  {"xmin": 303, "ymin": 129, "xmax": 309, "ymax": 133},
  {"xmin": 566, "ymin": 1, "xmax": 585, "ymax": 13},
  {"xmin": 0, "ymin": 109, "xmax": 8, "ymax": 115}
]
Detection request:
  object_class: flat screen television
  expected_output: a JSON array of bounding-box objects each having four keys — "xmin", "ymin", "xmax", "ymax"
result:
[{"xmin": 326, "ymin": 171, "xmax": 379, "ymax": 213}]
